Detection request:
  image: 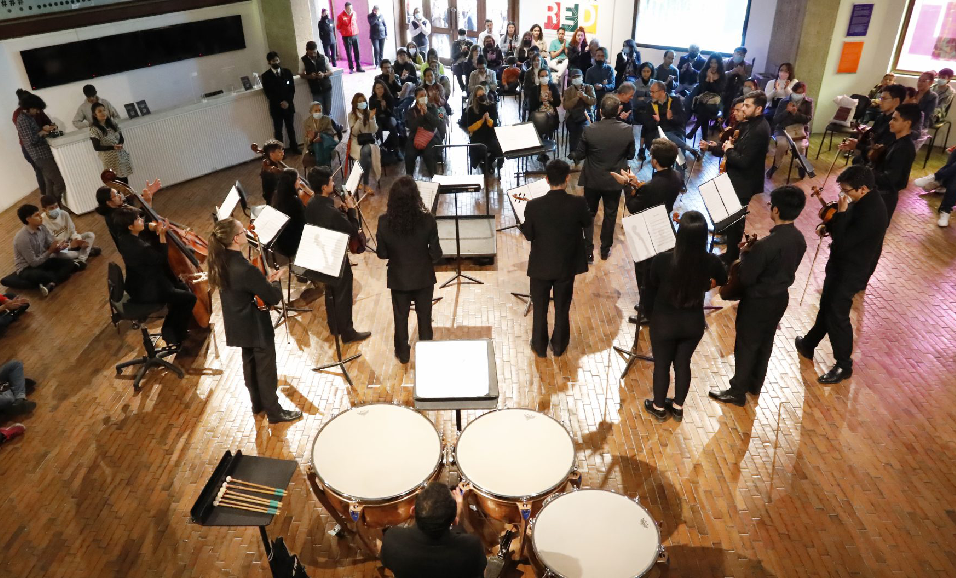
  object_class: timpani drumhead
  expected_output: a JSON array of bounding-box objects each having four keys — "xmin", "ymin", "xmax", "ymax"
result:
[
  {"xmin": 532, "ymin": 489, "xmax": 661, "ymax": 578},
  {"xmin": 455, "ymin": 409, "xmax": 574, "ymax": 499},
  {"xmin": 310, "ymin": 404, "xmax": 442, "ymax": 501}
]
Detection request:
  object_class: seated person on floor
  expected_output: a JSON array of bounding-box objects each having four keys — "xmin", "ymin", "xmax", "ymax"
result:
[
  {"xmin": 40, "ymin": 195, "xmax": 100, "ymax": 268},
  {"xmin": 12, "ymin": 204, "xmax": 78, "ymax": 296},
  {"xmin": 0, "ymin": 293, "xmax": 30, "ymax": 337},
  {"xmin": 0, "ymin": 359, "xmax": 36, "ymax": 417}
]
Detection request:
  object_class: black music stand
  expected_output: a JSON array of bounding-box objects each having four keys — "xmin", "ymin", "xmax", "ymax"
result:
[
  {"xmin": 614, "ymin": 306, "xmax": 653, "ymax": 379},
  {"xmin": 190, "ymin": 450, "xmax": 298, "ymax": 578},
  {"xmin": 313, "ymin": 287, "xmax": 361, "ymax": 387},
  {"xmin": 436, "ymin": 175, "xmax": 487, "ymax": 288},
  {"xmin": 784, "ymin": 131, "xmax": 816, "ymax": 184}
]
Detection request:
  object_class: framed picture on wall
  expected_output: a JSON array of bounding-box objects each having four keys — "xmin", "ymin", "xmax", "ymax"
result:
[
  {"xmin": 136, "ymin": 100, "xmax": 151, "ymax": 116},
  {"xmin": 124, "ymin": 103, "xmax": 140, "ymax": 119}
]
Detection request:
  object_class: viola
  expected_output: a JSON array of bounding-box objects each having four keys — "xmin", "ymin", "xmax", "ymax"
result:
[
  {"xmin": 251, "ymin": 143, "xmax": 315, "ymax": 205},
  {"xmin": 719, "ymin": 129, "xmax": 740, "ymax": 174},
  {"xmin": 101, "ymin": 170, "xmax": 212, "ymax": 328},
  {"xmin": 719, "ymin": 234, "xmax": 758, "ymax": 301}
]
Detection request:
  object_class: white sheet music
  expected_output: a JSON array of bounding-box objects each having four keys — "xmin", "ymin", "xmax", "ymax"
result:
[
  {"xmin": 657, "ymin": 126, "xmax": 686, "ymax": 167},
  {"xmin": 433, "ymin": 174, "xmax": 484, "ymax": 188},
  {"xmin": 415, "ymin": 340, "xmax": 491, "ymax": 398},
  {"xmin": 344, "ymin": 163, "xmax": 364, "ymax": 195},
  {"xmin": 495, "ymin": 123, "xmax": 542, "ymax": 153},
  {"xmin": 294, "ymin": 225, "xmax": 349, "ymax": 277},
  {"xmin": 507, "ymin": 179, "xmax": 550, "ymax": 224},
  {"xmin": 216, "ymin": 186, "xmax": 241, "ymax": 221},
  {"xmin": 250, "ymin": 205, "xmax": 289, "ymax": 246},
  {"xmin": 698, "ymin": 172, "xmax": 743, "ymax": 226},
  {"xmin": 417, "ymin": 180, "xmax": 440, "ymax": 212},
  {"xmin": 713, "ymin": 172, "xmax": 742, "ymax": 213},
  {"xmin": 622, "ymin": 205, "xmax": 676, "ymax": 263}
]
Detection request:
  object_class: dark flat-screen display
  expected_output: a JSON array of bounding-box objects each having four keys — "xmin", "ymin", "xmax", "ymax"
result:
[{"xmin": 21, "ymin": 15, "xmax": 245, "ymax": 90}]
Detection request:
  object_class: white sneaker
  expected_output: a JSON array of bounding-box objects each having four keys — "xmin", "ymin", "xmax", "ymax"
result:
[
  {"xmin": 915, "ymin": 174, "xmax": 940, "ymax": 190},
  {"xmin": 939, "ymin": 211, "xmax": 951, "ymax": 227}
]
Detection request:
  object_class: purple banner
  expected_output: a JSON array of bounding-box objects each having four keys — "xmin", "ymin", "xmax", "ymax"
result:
[{"xmin": 847, "ymin": 3, "xmax": 874, "ymax": 37}]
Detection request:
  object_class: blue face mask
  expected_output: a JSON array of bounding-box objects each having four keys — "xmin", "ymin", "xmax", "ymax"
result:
[
  {"xmin": 46, "ymin": 208, "xmax": 60, "ymax": 219},
  {"xmin": 357, "ymin": 102, "xmax": 367, "ymax": 110},
  {"xmin": 733, "ymin": 54, "xmax": 744, "ymax": 64}
]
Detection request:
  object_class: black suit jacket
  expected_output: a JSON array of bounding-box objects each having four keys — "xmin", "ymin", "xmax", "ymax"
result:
[
  {"xmin": 574, "ymin": 118, "xmax": 636, "ymax": 190},
  {"xmin": 625, "ymin": 168, "xmax": 683, "ymax": 214},
  {"xmin": 722, "ymin": 115, "xmax": 771, "ymax": 202},
  {"xmin": 303, "ymin": 195, "xmax": 358, "ymax": 282},
  {"xmin": 381, "ymin": 526, "xmax": 486, "ymax": 578},
  {"xmin": 825, "ymin": 190, "xmax": 888, "ymax": 289},
  {"xmin": 261, "ymin": 68, "xmax": 297, "ymax": 113},
  {"xmin": 116, "ymin": 233, "xmax": 179, "ymax": 303},
  {"xmin": 873, "ymin": 134, "xmax": 916, "ymax": 194},
  {"xmin": 521, "ymin": 189, "xmax": 592, "ymax": 280},
  {"xmin": 376, "ymin": 213, "xmax": 442, "ymax": 290},
  {"xmin": 218, "ymin": 250, "xmax": 283, "ymax": 349}
]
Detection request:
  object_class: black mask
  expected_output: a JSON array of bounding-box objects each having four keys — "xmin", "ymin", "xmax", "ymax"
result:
[
  {"xmin": 478, "ymin": 95, "xmax": 488, "ymax": 104},
  {"xmin": 523, "ymin": 39, "xmax": 531, "ymax": 46}
]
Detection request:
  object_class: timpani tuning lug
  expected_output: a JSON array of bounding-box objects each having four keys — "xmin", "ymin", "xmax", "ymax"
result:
[
  {"xmin": 348, "ymin": 502, "xmax": 364, "ymax": 522},
  {"xmin": 657, "ymin": 544, "xmax": 669, "ymax": 565},
  {"xmin": 519, "ymin": 501, "xmax": 531, "ymax": 520}
]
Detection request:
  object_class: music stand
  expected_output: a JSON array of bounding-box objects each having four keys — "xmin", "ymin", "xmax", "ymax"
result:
[
  {"xmin": 413, "ymin": 339, "xmax": 498, "ymax": 432},
  {"xmin": 696, "ymin": 173, "xmax": 749, "ymax": 252},
  {"xmin": 496, "ymin": 123, "xmax": 553, "ymax": 182},
  {"xmin": 784, "ymin": 131, "xmax": 816, "ymax": 184},
  {"xmin": 343, "ymin": 164, "xmax": 377, "ymax": 252},
  {"xmin": 434, "ymin": 174, "xmax": 487, "ymax": 288},
  {"xmin": 313, "ymin": 287, "xmax": 361, "ymax": 387}
]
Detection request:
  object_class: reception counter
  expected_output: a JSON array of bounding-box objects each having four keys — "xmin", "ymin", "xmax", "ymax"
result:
[{"xmin": 50, "ymin": 70, "xmax": 347, "ymax": 214}]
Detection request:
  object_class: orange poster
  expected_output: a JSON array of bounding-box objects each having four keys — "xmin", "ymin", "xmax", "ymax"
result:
[{"xmin": 837, "ymin": 41, "xmax": 865, "ymax": 73}]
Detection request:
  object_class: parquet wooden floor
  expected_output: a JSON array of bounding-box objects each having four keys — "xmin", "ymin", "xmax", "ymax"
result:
[{"xmin": 1, "ymin": 72, "xmax": 955, "ymax": 578}]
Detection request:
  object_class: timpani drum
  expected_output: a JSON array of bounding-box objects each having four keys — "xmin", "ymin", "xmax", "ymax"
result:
[
  {"xmin": 308, "ymin": 404, "xmax": 443, "ymax": 528},
  {"xmin": 531, "ymin": 489, "xmax": 666, "ymax": 578},
  {"xmin": 454, "ymin": 408, "xmax": 577, "ymax": 524}
]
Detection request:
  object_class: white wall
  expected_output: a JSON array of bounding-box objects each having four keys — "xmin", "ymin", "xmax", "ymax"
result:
[
  {"xmin": 0, "ymin": 1, "xmax": 268, "ymax": 212},
  {"xmin": 517, "ymin": 0, "xmax": 777, "ymax": 74}
]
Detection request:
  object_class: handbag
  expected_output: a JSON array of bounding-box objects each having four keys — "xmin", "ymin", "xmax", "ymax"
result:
[
  {"xmin": 698, "ymin": 92, "xmax": 721, "ymax": 106},
  {"xmin": 357, "ymin": 132, "xmax": 375, "ymax": 146},
  {"xmin": 414, "ymin": 126, "xmax": 435, "ymax": 150}
]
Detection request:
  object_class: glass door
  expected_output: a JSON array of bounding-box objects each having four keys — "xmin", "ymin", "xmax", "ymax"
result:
[{"xmin": 400, "ymin": 0, "xmax": 513, "ymax": 63}]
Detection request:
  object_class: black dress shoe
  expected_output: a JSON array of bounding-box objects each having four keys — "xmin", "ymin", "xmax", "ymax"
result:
[
  {"xmin": 251, "ymin": 405, "xmax": 263, "ymax": 415},
  {"xmin": 396, "ymin": 351, "xmax": 410, "ymax": 364},
  {"xmin": 643, "ymin": 399, "xmax": 668, "ymax": 421},
  {"xmin": 748, "ymin": 386, "xmax": 762, "ymax": 395},
  {"xmin": 628, "ymin": 314, "xmax": 650, "ymax": 325},
  {"xmin": 89, "ymin": 246, "xmax": 102, "ymax": 257},
  {"xmin": 530, "ymin": 340, "xmax": 546, "ymax": 358},
  {"xmin": 664, "ymin": 398, "xmax": 684, "ymax": 421},
  {"xmin": 818, "ymin": 365, "xmax": 853, "ymax": 384},
  {"xmin": 600, "ymin": 247, "xmax": 610, "ymax": 260},
  {"xmin": 549, "ymin": 341, "xmax": 566, "ymax": 357},
  {"xmin": 342, "ymin": 330, "xmax": 371, "ymax": 343},
  {"xmin": 794, "ymin": 336, "xmax": 814, "ymax": 360},
  {"xmin": 709, "ymin": 389, "xmax": 746, "ymax": 407},
  {"xmin": 587, "ymin": 252, "xmax": 594, "ymax": 264},
  {"xmin": 268, "ymin": 409, "xmax": 302, "ymax": 424},
  {"xmin": 24, "ymin": 378, "xmax": 36, "ymax": 394}
]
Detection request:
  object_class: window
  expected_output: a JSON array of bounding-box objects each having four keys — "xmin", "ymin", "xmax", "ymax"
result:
[
  {"xmin": 895, "ymin": 0, "xmax": 956, "ymax": 74},
  {"xmin": 633, "ymin": 0, "xmax": 751, "ymax": 54}
]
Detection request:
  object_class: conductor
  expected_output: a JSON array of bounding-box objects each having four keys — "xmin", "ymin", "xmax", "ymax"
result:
[{"xmin": 521, "ymin": 160, "xmax": 592, "ymax": 358}]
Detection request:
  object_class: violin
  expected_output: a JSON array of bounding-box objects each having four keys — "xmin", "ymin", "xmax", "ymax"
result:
[
  {"xmin": 251, "ymin": 143, "xmax": 315, "ymax": 205},
  {"xmin": 101, "ymin": 170, "xmax": 212, "ymax": 328},
  {"xmin": 719, "ymin": 234, "xmax": 758, "ymax": 301},
  {"xmin": 810, "ymin": 186, "xmax": 839, "ymax": 237}
]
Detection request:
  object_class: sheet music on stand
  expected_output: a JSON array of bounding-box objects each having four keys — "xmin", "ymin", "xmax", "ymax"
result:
[
  {"xmin": 250, "ymin": 205, "xmax": 289, "ymax": 246},
  {"xmin": 216, "ymin": 186, "xmax": 241, "ymax": 221},
  {"xmin": 507, "ymin": 178, "xmax": 550, "ymax": 225},
  {"xmin": 697, "ymin": 172, "xmax": 747, "ymax": 231},
  {"xmin": 294, "ymin": 225, "xmax": 349, "ymax": 277},
  {"xmin": 495, "ymin": 123, "xmax": 542, "ymax": 153},
  {"xmin": 344, "ymin": 163, "xmax": 364, "ymax": 195},
  {"xmin": 622, "ymin": 205, "xmax": 676, "ymax": 263},
  {"xmin": 417, "ymin": 180, "xmax": 440, "ymax": 213},
  {"xmin": 657, "ymin": 126, "xmax": 686, "ymax": 167}
]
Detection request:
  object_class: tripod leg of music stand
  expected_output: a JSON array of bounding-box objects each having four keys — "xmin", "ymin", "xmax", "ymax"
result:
[
  {"xmin": 441, "ymin": 188, "xmax": 484, "ymax": 288},
  {"xmin": 313, "ymin": 287, "xmax": 360, "ymax": 387},
  {"xmin": 259, "ymin": 526, "xmax": 272, "ymax": 559}
]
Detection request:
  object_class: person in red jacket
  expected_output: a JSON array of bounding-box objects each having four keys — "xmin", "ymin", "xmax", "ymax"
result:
[{"xmin": 337, "ymin": 2, "xmax": 365, "ymax": 73}]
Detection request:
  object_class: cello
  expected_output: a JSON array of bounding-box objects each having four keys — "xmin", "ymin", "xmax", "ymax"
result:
[{"xmin": 101, "ymin": 171, "xmax": 212, "ymax": 328}]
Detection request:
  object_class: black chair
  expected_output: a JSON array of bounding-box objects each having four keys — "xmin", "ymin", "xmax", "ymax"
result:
[
  {"xmin": 924, "ymin": 102, "xmax": 953, "ymax": 168},
  {"xmin": 107, "ymin": 262, "xmax": 183, "ymax": 392}
]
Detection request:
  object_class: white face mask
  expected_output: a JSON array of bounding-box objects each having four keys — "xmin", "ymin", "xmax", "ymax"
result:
[
  {"xmin": 46, "ymin": 208, "xmax": 60, "ymax": 219},
  {"xmin": 571, "ymin": 77, "xmax": 583, "ymax": 86},
  {"xmin": 539, "ymin": 76, "xmax": 549, "ymax": 85},
  {"xmin": 409, "ymin": 48, "xmax": 417, "ymax": 56},
  {"xmin": 357, "ymin": 101, "xmax": 367, "ymax": 110},
  {"xmin": 312, "ymin": 112, "xmax": 323, "ymax": 119},
  {"xmin": 938, "ymin": 78, "xmax": 949, "ymax": 86},
  {"xmin": 790, "ymin": 92, "xmax": 804, "ymax": 102},
  {"xmin": 425, "ymin": 77, "xmax": 434, "ymax": 85},
  {"xmin": 417, "ymin": 96, "xmax": 428, "ymax": 105}
]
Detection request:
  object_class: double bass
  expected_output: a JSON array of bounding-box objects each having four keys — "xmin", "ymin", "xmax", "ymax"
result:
[{"xmin": 101, "ymin": 170, "xmax": 212, "ymax": 328}]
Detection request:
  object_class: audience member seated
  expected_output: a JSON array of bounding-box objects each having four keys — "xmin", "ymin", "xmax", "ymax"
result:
[
  {"xmin": 862, "ymin": 73, "xmax": 895, "ymax": 123},
  {"xmin": 424, "ymin": 53, "xmax": 453, "ymax": 102},
  {"xmin": 567, "ymin": 28, "xmax": 591, "ymax": 75},
  {"xmin": 406, "ymin": 42, "xmax": 425, "ymax": 66},
  {"xmin": 270, "ymin": 168, "xmax": 307, "ymax": 260},
  {"xmin": 839, "ymin": 83, "xmax": 906, "ymax": 164},
  {"xmin": 500, "ymin": 21, "xmax": 520, "ymax": 56},
  {"xmin": 12, "ymin": 204, "xmax": 76, "ymax": 297},
  {"xmin": 933, "ymin": 68, "xmax": 954, "ymax": 123},
  {"xmin": 461, "ymin": 45, "xmax": 482, "ymax": 90},
  {"xmin": 465, "ymin": 85, "xmax": 503, "ymax": 173},
  {"xmin": 548, "ymin": 27, "xmax": 570, "ymax": 83},
  {"xmin": 259, "ymin": 140, "xmax": 286, "ymax": 206},
  {"xmin": 482, "ymin": 35, "xmax": 505, "ymax": 76},
  {"xmin": 529, "ymin": 66, "xmax": 561, "ymax": 136},
  {"xmin": 112, "ymin": 206, "xmax": 196, "ymax": 348},
  {"xmin": 914, "ymin": 71, "xmax": 939, "ymax": 130},
  {"xmin": 633, "ymin": 62, "xmax": 655, "ymax": 113},
  {"xmin": 615, "ymin": 39, "xmax": 641, "ymax": 89},
  {"xmin": 348, "ymin": 93, "xmax": 381, "ymax": 195},
  {"xmin": 641, "ymin": 81, "xmax": 697, "ymax": 173},
  {"xmin": 370, "ymin": 80, "xmax": 403, "ymax": 152},
  {"xmin": 40, "ymin": 195, "xmax": 99, "ymax": 268},
  {"xmin": 393, "ymin": 48, "xmax": 420, "ymax": 86},
  {"xmin": 376, "ymin": 59, "xmax": 404, "ymax": 97},
  {"xmin": 468, "ymin": 56, "xmax": 498, "ymax": 94},
  {"xmin": 523, "ymin": 51, "xmax": 545, "ymax": 104},
  {"xmin": 452, "ymin": 29, "xmax": 474, "ymax": 91},
  {"xmin": 585, "ymin": 47, "xmax": 615, "ymax": 106},
  {"xmin": 687, "ymin": 54, "xmax": 726, "ymax": 139},
  {"xmin": 563, "ymin": 68, "xmax": 596, "ymax": 154},
  {"xmin": 677, "ymin": 44, "xmax": 706, "ymax": 95},
  {"xmin": 530, "ymin": 23, "xmax": 548, "ymax": 55},
  {"xmin": 72, "ymin": 84, "xmax": 120, "ymax": 129},
  {"xmin": 303, "ymin": 101, "xmax": 340, "ymax": 168},
  {"xmin": 0, "ymin": 294, "xmax": 30, "ymax": 337},
  {"xmin": 517, "ymin": 31, "xmax": 535, "ymax": 64},
  {"xmin": 919, "ymin": 146, "xmax": 956, "ymax": 226},
  {"xmin": 501, "ymin": 56, "xmax": 521, "ymax": 92},
  {"xmin": 615, "ymin": 82, "xmax": 637, "ymax": 124},
  {"xmin": 405, "ymin": 87, "xmax": 443, "ymax": 177},
  {"xmin": 767, "ymin": 82, "xmax": 813, "ymax": 180},
  {"xmin": 0, "ymin": 360, "xmax": 36, "ymax": 417},
  {"xmin": 422, "ymin": 67, "xmax": 450, "ymax": 119},
  {"xmin": 654, "ymin": 50, "xmax": 679, "ymax": 92},
  {"xmin": 764, "ymin": 62, "xmax": 797, "ymax": 118},
  {"xmin": 722, "ymin": 46, "xmax": 752, "ymax": 117},
  {"xmin": 380, "ymin": 482, "xmax": 486, "ymax": 578}
]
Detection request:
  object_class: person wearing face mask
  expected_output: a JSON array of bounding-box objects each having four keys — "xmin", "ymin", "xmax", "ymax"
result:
[
  {"xmin": 368, "ymin": 5, "xmax": 388, "ymax": 66},
  {"xmin": 409, "ymin": 8, "xmax": 431, "ymax": 54},
  {"xmin": 348, "ymin": 93, "xmax": 381, "ymax": 195},
  {"xmin": 406, "ymin": 41, "xmax": 424, "ymax": 66},
  {"xmin": 303, "ymin": 101, "xmax": 340, "ymax": 168},
  {"xmin": 562, "ymin": 68, "xmax": 595, "ymax": 155},
  {"xmin": 615, "ymin": 39, "xmax": 641, "ymax": 89},
  {"xmin": 500, "ymin": 21, "xmax": 519, "ymax": 56},
  {"xmin": 337, "ymin": 2, "xmax": 365, "ymax": 73},
  {"xmin": 768, "ymin": 82, "xmax": 813, "ymax": 180},
  {"xmin": 932, "ymin": 68, "xmax": 954, "ymax": 122},
  {"xmin": 318, "ymin": 8, "xmax": 337, "ymax": 67},
  {"xmin": 763, "ymin": 63, "xmax": 797, "ymax": 118},
  {"xmin": 516, "ymin": 31, "xmax": 535, "ymax": 64},
  {"xmin": 585, "ymin": 47, "xmax": 615, "ymax": 106},
  {"xmin": 677, "ymin": 44, "xmax": 706, "ymax": 93},
  {"xmin": 452, "ymin": 29, "xmax": 474, "ymax": 91},
  {"xmin": 405, "ymin": 87, "xmax": 443, "ymax": 177},
  {"xmin": 300, "ymin": 41, "xmax": 333, "ymax": 116},
  {"xmin": 468, "ymin": 55, "xmax": 498, "ymax": 94},
  {"xmin": 529, "ymin": 68, "xmax": 560, "ymax": 139},
  {"xmin": 482, "ymin": 36, "xmax": 505, "ymax": 77},
  {"xmin": 722, "ymin": 46, "xmax": 752, "ymax": 119},
  {"xmin": 261, "ymin": 51, "xmax": 300, "ymax": 154},
  {"xmin": 465, "ymin": 85, "xmax": 503, "ymax": 173},
  {"xmin": 39, "ymin": 194, "xmax": 98, "ymax": 267}
]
